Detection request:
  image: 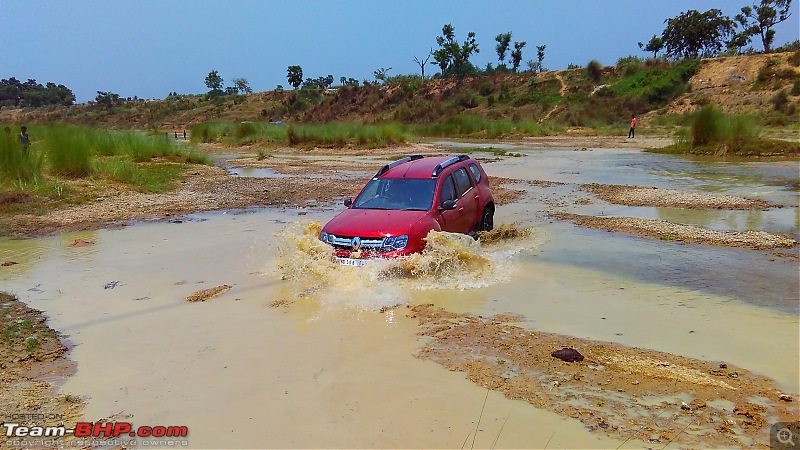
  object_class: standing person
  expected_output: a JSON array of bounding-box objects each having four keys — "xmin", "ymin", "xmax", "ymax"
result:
[
  {"xmin": 19, "ymin": 126, "xmax": 30, "ymax": 150},
  {"xmin": 628, "ymin": 114, "xmax": 636, "ymax": 139}
]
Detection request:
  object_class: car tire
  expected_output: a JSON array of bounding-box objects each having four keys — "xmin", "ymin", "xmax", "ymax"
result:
[{"xmin": 480, "ymin": 206, "xmax": 494, "ymax": 232}]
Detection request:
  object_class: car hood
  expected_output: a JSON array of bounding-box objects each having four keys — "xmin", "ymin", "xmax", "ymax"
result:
[{"xmin": 322, "ymin": 208, "xmax": 429, "ymax": 237}]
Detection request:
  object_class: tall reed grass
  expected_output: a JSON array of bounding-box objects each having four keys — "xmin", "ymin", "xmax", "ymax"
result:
[
  {"xmin": 41, "ymin": 124, "xmax": 93, "ymax": 177},
  {"xmin": 191, "ymin": 121, "xmax": 408, "ymax": 148},
  {"xmin": 412, "ymin": 114, "xmax": 562, "ymax": 138},
  {"xmin": 2, "ymin": 123, "xmax": 208, "ymax": 198},
  {"xmin": 689, "ymin": 105, "xmax": 759, "ymax": 152},
  {"xmin": 0, "ymin": 127, "xmax": 42, "ymax": 182}
]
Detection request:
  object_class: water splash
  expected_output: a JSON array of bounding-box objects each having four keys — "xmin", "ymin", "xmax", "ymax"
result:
[{"xmin": 273, "ymin": 221, "xmax": 541, "ymax": 310}]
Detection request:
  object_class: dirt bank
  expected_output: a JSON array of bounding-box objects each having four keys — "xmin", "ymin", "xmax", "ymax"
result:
[
  {"xmin": 409, "ymin": 304, "xmax": 798, "ymax": 448},
  {"xmin": 553, "ymin": 213, "xmax": 798, "ymax": 249},
  {"xmin": 0, "ymin": 293, "xmax": 84, "ymax": 439}
]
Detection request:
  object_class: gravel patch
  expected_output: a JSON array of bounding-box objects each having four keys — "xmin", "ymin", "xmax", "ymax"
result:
[
  {"xmin": 582, "ymin": 183, "xmax": 780, "ymax": 210},
  {"xmin": 553, "ymin": 213, "xmax": 798, "ymax": 250}
]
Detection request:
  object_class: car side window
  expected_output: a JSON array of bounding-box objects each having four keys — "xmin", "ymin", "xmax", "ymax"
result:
[
  {"xmin": 439, "ymin": 175, "xmax": 457, "ymax": 204},
  {"xmin": 468, "ymin": 164, "xmax": 481, "ymax": 183},
  {"xmin": 453, "ymin": 168, "xmax": 473, "ymax": 198}
]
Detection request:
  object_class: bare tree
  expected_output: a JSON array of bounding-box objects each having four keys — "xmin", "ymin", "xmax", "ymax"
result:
[{"xmin": 413, "ymin": 49, "xmax": 433, "ymax": 79}]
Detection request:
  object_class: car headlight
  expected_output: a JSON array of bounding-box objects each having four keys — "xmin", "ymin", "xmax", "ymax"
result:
[
  {"xmin": 320, "ymin": 231, "xmax": 329, "ymax": 243},
  {"xmin": 382, "ymin": 235, "xmax": 408, "ymax": 251}
]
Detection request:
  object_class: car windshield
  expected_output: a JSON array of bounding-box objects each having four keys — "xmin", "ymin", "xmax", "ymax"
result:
[{"xmin": 353, "ymin": 178, "xmax": 437, "ymax": 211}]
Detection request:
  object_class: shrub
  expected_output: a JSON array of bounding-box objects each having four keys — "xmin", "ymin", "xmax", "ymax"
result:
[
  {"xmin": 689, "ymin": 105, "xmax": 759, "ymax": 153},
  {"xmin": 478, "ymin": 81, "xmax": 494, "ymax": 96},
  {"xmin": 587, "ymin": 60, "xmax": 603, "ymax": 82},
  {"xmin": 609, "ymin": 59, "xmax": 699, "ymax": 109},
  {"xmin": 789, "ymin": 49, "xmax": 800, "ymax": 67},
  {"xmin": 772, "ymin": 89, "xmax": 789, "ymax": 113},
  {"xmin": 456, "ymin": 93, "xmax": 479, "ymax": 108},
  {"xmin": 691, "ymin": 105, "xmax": 723, "ymax": 146}
]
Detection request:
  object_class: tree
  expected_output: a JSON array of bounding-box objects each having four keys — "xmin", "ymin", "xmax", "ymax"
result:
[
  {"xmin": 287, "ymin": 66, "xmax": 303, "ymax": 89},
  {"xmin": 413, "ymin": 49, "xmax": 433, "ymax": 79},
  {"xmin": 727, "ymin": 32, "xmax": 752, "ymax": 54},
  {"xmin": 0, "ymin": 77, "xmax": 74, "ymax": 108},
  {"xmin": 638, "ymin": 35, "xmax": 664, "ymax": 57},
  {"xmin": 204, "ymin": 70, "xmax": 223, "ymax": 91},
  {"xmin": 95, "ymin": 91, "xmax": 120, "ymax": 111},
  {"xmin": 495, "ymin": 32, "xmax": 512, "ymax": 68},
  {"xmin": 536, "ymin": 45, "xmax": 546, "ymax": 70},
  {"xmin": 232, "ymin": 78, "xmax": 252, "ymax": 94},
  {"xmin": 511, "ymin": 41, "xmax": 526, "ymax": 72},
  {"xmin": 735, "ymin": 0, "xmax": 793, "ymax": 53},
  {"xmin": 432, "ymin": 24, "xmax": 480, "ymax": 79},
  {"xmin": 433, "ymin": 24, "xmax": 456, "ymax": 75},
  {"xmin": 373, "ymin": 67, "xmax": 391, "ymax": 83},
  {"xmin": 662, "ymin": 9, "xmax": 735, "ymax": 59}
]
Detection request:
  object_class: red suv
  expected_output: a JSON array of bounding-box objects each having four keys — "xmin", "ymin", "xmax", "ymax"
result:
[{"xmin": 319, "ymin": 154, "xmax": 495, "ymax": 265}]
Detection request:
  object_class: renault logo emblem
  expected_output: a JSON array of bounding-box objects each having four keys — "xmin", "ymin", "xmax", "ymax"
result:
[{"xmin": 351, "ymin": 237, "xmax": 362, "ymax": 251}]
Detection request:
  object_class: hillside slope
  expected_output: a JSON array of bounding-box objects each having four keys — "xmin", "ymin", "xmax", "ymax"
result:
[{"xmin": 2, "ymin": 53, "xmax": 798, "ymax": 131}]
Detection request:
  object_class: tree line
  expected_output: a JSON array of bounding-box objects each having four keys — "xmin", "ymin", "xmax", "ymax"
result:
[
  {"xmin": 640, "ymin": 0, "xmax": 793, "ymax": 59},
  {"xmin": 4, "ymin": 0, "xmax": 794, "ymax": 108},
  {"xmin": 0, "ymin": 77, "xmax": 75, "ymax": 109}
]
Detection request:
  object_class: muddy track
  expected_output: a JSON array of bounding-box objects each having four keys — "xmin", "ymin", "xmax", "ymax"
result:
[{"xmin": 539, "ymin": 72, "xmax": 567, "ymax": 124}]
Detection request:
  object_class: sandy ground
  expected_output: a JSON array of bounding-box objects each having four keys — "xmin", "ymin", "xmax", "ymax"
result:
[
  {"xmin": 409, "ymin": 304, "xmax": 798, "ymax": 448},
  {"xmin": 521, "ymin": 134, "xmax": 672, "ymax": 149}
]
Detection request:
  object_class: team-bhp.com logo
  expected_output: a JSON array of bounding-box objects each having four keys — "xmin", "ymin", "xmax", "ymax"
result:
[{"xmin": 3, "ymin": 421, "xmax": 188, "ymax": 447}]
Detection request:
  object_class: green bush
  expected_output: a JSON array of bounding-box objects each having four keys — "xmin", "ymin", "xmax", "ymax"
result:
[
  {"xmin": 690, "ymin": 105, "xmax": 759, "ymax": 152},
  {"xmin": 791, "ymin": 78, "xmax": 800, "ymax": 96},
  {"xmin": 456, "ymin": 93, "xmax": 479, "ymax": 108},
  {"xmin": 772, "ymin": 90, "xmax": 789, "ymax": 113},
  {"xmin": 587, "ymin": 60, "xmax": 603, "ymax": 82},
  {"xmin": 609, "ymin": 59, "xmax": 699, "ymax": 109}
]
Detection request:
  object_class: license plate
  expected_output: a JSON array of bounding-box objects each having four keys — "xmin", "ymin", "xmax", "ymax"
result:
[{"xmin": 337, "ymin": 257, "xmax": 367, "ymax": 267}]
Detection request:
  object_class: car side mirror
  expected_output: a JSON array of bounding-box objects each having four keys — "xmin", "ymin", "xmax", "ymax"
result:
[
  {"xmin": 344, "ymin": 197, "xmax": 352, "ymax": 207},
  {"xmin": 439, "ymin": 199, "xmax": 457, "ymax": 211}
]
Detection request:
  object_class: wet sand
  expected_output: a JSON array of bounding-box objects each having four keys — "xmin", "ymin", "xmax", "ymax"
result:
[
  {"xmin": 410, "ymin": 304, "xmax": 797, "ymax": 448},
  {"xmin": 0, "ymin": 293, "xmax": 85, "ymax": 442}
]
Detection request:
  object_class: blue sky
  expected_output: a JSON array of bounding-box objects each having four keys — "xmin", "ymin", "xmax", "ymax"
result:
[{"xmin": 2, "ymin": 0, "xmax": 798, "ymax": 103}]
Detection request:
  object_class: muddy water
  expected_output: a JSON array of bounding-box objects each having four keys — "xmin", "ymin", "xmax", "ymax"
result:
[{"xmin": 1, "ymin": 146, "xmax": 798, "ymax": 448}]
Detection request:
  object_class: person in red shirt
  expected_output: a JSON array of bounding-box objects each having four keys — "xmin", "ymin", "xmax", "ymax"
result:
[{"xmin": 628, "ymin": 114, "xmax": 636, "ymax": 138}]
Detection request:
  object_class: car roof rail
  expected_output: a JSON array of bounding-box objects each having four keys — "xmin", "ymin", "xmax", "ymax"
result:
[
  {"xmin": 432, "ymin": 154, "xmax": 470, "ymax": 177},
  {"xmin": 374, "ymin": 154, "xmax": 424, "ymax": 178}
]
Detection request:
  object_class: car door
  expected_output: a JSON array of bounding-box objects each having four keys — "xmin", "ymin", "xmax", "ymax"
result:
[
  {"xmin": 451, "ymin": 167, "xmax": 478, "ymax": 232},
  {"xmin": 437, "ymin": 174, "xmax": 462, "ymax": 233},
  {"xmin": 438, "ymin": 168, "xmax": 478, "ymax": 233}
]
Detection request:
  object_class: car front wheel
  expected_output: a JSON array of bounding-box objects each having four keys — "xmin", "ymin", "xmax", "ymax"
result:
[{"xmin": 480, "ymin": 206, "xmax": 494, "ymax": 232}]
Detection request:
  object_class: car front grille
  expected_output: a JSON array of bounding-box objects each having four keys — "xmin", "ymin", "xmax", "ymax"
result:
[{"xmin": 328, "ymin": 235, "xmax": 387, "ymax": 252}]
